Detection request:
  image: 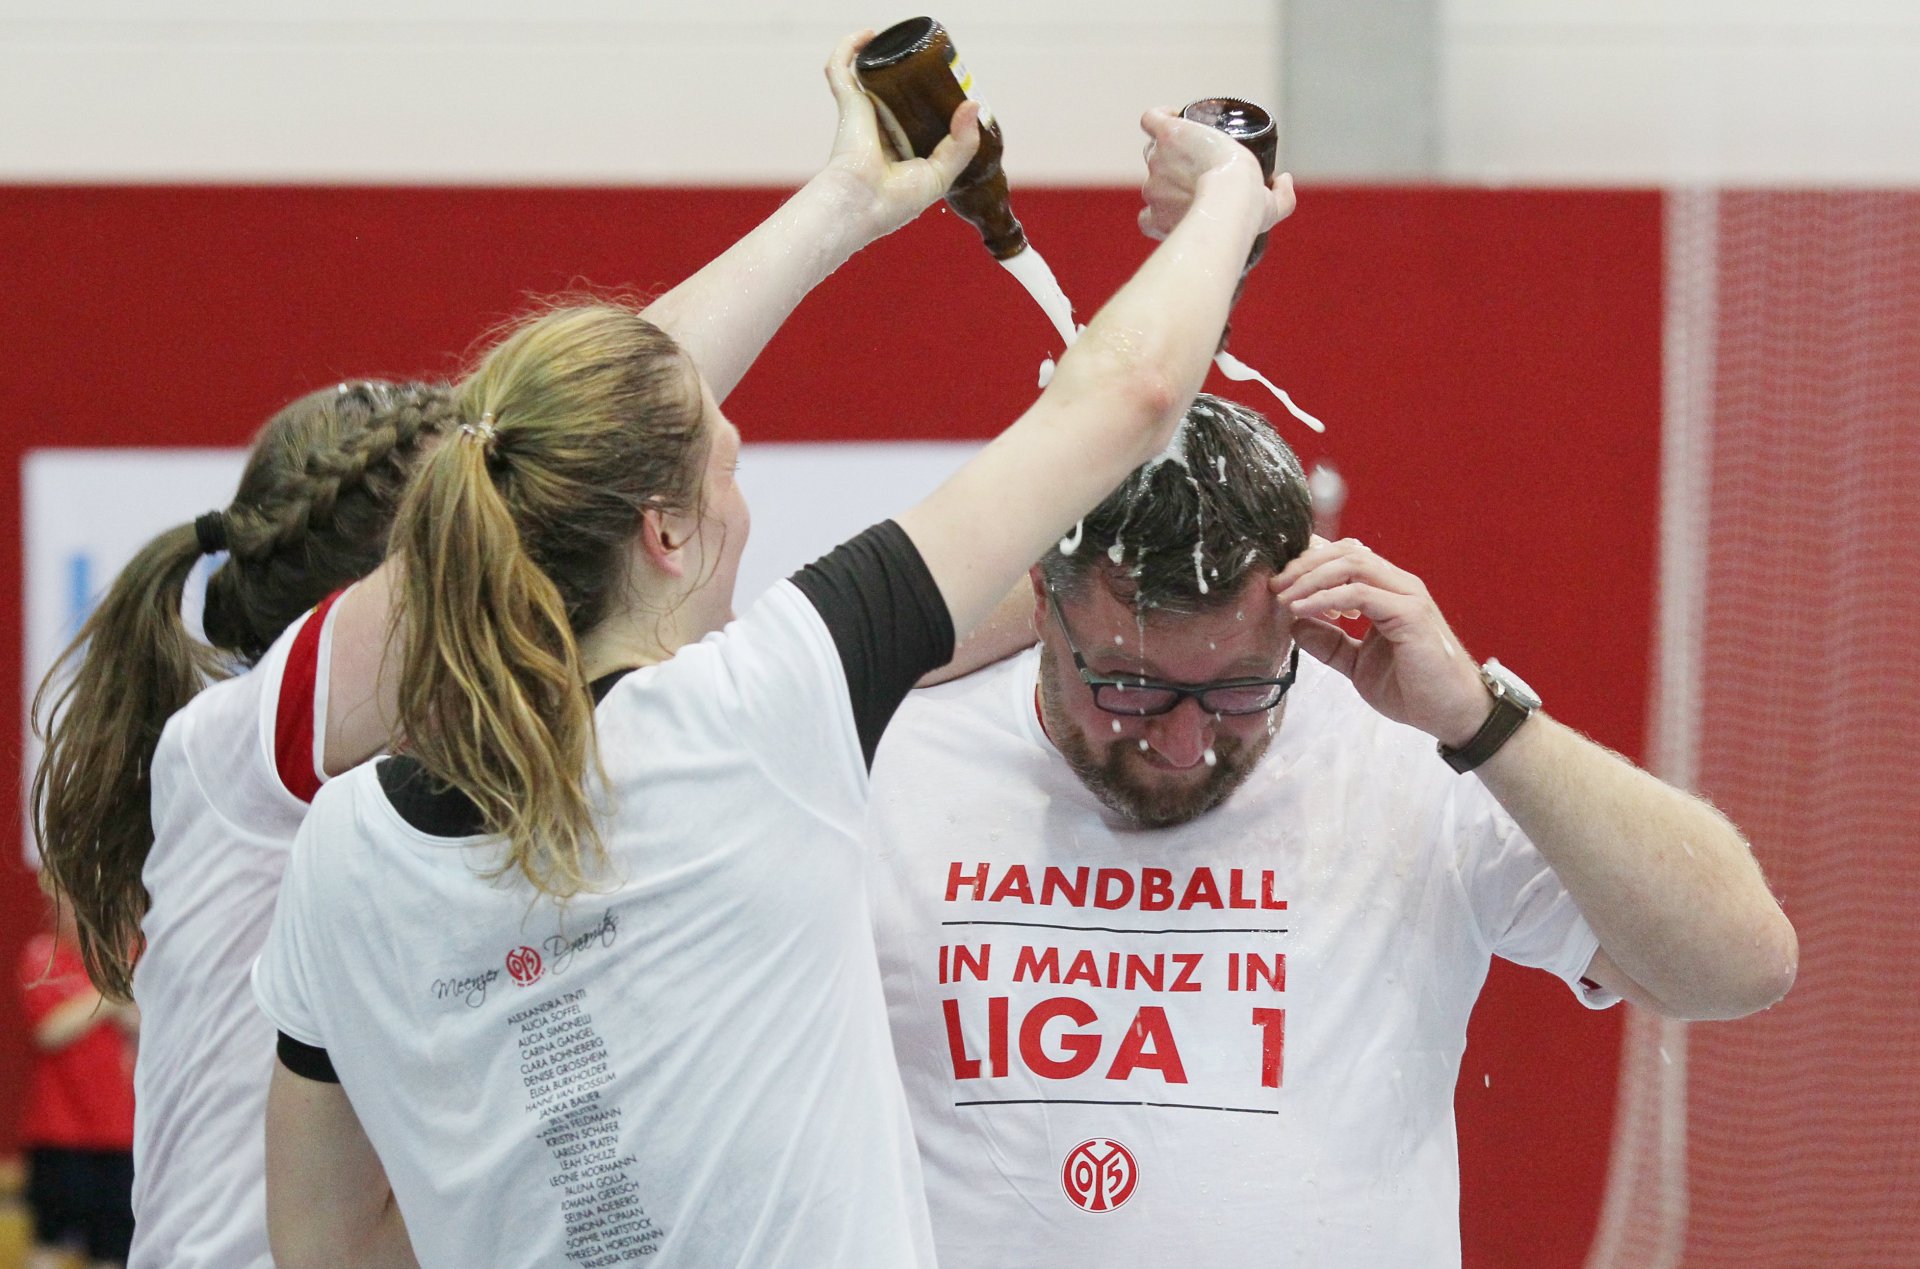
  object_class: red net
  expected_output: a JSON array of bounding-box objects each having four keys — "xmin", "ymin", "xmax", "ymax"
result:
[{"xmin": 1592, "ymin": 190, "xmax": 1920, "ymax": 1268}]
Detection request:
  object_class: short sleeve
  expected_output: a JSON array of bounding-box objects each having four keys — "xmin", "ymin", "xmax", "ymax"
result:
[
  {"xmin": 251, "ymin": 781, "xmax": 351, "ymax": 1046},
  {"xmin": 1446, "ymin": 778, "xmax": 1618, "ymax": 1010},
  {"xmin": 788, "ymin": 521, "xmax": 955, "ymax": 766}
]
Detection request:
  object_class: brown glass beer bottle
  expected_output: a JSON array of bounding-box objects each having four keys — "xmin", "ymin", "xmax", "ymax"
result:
[
  {"xmin": 856, "ymin": 17, "xmax": 1027, "ymax": 260},
  {"xmin": 1181, "ymin": 97, "xmax": 1279, "ymax": 348},
  {"xmin": 1181, "ymin": 98, "xmax": 1278, "ymax": 272}
]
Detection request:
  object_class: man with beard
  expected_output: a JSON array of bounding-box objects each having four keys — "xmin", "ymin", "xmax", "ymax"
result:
[{"xmin": 864, "ymin": 393, "xmax": 1796, "ymax": 1268}]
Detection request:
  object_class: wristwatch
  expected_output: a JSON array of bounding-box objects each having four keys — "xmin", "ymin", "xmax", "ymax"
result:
[{"xmin": 1437, "ymin": 658, "xmax": 1541, "ymax": 774}]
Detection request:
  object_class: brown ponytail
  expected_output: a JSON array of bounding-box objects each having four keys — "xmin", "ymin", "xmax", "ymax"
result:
[
  {"xmin": 32, "ymin": 381, "xmax": 456, "ymax": 999},
  {"xmin": 389, "ymin": 305, "xmax": 706, "ymax": 897},
  {"xmin": 31, "ymin": 526, "xmax": 223, "ymax": 998}
]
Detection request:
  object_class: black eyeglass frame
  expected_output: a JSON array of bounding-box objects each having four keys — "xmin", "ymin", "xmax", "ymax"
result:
[{"xmin": 1045, "ymin": 588, "xmax": 1301, "ymax": 718}]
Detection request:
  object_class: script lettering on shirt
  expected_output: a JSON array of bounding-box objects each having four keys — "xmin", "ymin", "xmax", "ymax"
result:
[
  {"xmin": 431, "ymin": 966, "xmax": 501, "ymax": 1009},
  {"xmin": 432, "ymin": 911, "xmax": 619, "ymax": 1013},
  {"xmin": 945, "ymin": 861, "xmax": 1287, "ymax": 911},
  {"xmin": 544, "ymin": 909, "xmax": 620, "ymax": 977}
]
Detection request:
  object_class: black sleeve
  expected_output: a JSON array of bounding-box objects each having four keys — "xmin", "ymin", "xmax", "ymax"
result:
[
  {"xmin": 277, "ymin": 1031, "xmax": 340, "ymax": 1083},
  {"xmin": 788, "ymin": 520, "xmax": 955, "ymax": 768}
]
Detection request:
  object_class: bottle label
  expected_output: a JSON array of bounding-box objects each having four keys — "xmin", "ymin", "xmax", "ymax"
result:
[{"xmin": 946, "ymin": 48, "xmax": 996, "ymax": 128}]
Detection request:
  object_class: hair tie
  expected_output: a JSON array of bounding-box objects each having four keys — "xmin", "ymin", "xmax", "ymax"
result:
[
  {"xmin": 193, "ymin": 511, "xmax": 229, "ymax": 555},
  {"xmin": 461, "ymin": 412, "xmax": 500, "ymax": 448}
]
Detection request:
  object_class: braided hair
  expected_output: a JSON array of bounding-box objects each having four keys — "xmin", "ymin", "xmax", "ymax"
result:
[
  {"xmin": 205, "ymin": 381, "xmax": 458, "ymax": 660},
  {"xmin": 31, "ymin": 380, "xmax": 456, "ymax": 1000}
]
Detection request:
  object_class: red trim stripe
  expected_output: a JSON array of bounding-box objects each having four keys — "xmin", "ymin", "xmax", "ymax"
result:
[{"xmin": 273, "ymin": 590, "xmax": 345, "ymax": 804}]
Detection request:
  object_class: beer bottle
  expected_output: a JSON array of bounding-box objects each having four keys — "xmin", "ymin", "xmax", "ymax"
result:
[
  {"xmin": 856, "ymin": 17, "xmax": 1027, "ymax": 260},
  {"xmin": 1181, "ymin": 97, "xmax": 1279, "ymax": 349}
]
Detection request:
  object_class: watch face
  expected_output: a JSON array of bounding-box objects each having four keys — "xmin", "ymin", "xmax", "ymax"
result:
[{"xmin": 1482, "ymin": 658, "xmax": 1542, "ymax": 711}]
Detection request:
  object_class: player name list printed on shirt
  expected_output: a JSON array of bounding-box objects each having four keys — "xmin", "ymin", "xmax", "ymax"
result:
[
  {"xmin": 511, "ymin": 988, "xmax": 665, "ymax": 1265},
  {"xmin": 937, "ymin": 858, "xmax": 1292, "ymax": 1116},
  {"xmin": 424, "ymin": 910, "xmax": 664, "ymax": 1265}
]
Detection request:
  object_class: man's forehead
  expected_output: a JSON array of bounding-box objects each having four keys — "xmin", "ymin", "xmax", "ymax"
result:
[{"xmin": 1055, "ymin": 571, "xmax": 1288, "ymax": 673}]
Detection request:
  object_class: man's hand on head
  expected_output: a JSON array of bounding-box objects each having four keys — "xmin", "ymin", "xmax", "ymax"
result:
[{"xmin": 1268, "ymin": 537, "xmax": 1491, "ymax": 748}]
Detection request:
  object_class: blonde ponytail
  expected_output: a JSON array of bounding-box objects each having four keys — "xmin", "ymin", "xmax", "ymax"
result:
[
  {"xmin": 388, "ymin": 304, "xmax": 708, "ymax": 896},
  {"xmin": 389, "ymin": 431, "xmax": 604, "ymax": 895}
]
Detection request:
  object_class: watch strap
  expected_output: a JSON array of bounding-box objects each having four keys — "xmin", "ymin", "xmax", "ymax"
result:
[{"xmin": 1438, "ymin": 695, "xmax": 1530, "ymax": 774}]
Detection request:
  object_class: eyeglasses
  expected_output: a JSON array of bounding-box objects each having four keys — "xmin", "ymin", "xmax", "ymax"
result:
[{"xmin": 1045, "ymin": 588, "xmax": 1300, "ymax": 718}]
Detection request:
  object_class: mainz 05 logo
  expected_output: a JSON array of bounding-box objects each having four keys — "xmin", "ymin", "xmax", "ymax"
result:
[
  {"xmin": 505, "ymin": 946, "xmax": 544, "ymax": 987},
  {"xmin": 1061, "ymin": 1138, "xmax": 1137, "ymax": 1213}
]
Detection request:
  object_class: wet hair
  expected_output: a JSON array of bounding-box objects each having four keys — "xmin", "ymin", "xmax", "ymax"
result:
[
  {"xmin": 1038, "ymin": 393, "xmax": 1313, "ymax": 611},
  {"xmin": 31, "ymin": 381, "xmax": 457, "ymax": 1000},
  {"xmin": 390, "ymin": 304, "xmax": 707, "ymax": 900}
]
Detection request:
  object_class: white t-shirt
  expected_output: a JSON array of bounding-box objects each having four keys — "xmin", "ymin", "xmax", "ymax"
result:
[
  {"xmin": 866, "ymin": 648, "xmax": 1616, "ymax": 1269},
  {"xmin": 130, "ymin": 593, "xmax": 342, "ymax": 1269},
  {"xmin": 254, "ymin": 580, "xmax": 937, "ymax": 1269}
]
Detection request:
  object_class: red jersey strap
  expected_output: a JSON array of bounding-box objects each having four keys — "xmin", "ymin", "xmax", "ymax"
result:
[{"xmin": 273, "ymin": 590, "xmax": 346, "ymax": 804}]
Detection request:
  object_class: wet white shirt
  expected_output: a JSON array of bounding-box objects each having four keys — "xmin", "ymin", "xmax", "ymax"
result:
[
  {"xmin": 256, "ymin": 555, "xmax": 947, "ymax": 1269},
  {"xmin": 130, "ymin": 594, "xmax": 341, "ymax": 1269},
  {"xmin": 867, "ymin": 648, "xmax": 1616, "ymax": 1268}
]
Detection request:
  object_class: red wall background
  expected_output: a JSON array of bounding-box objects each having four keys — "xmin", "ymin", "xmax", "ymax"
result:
[{"xmin": 0, "ymin": 184, "xmax": 1660, "ymax": 1267}]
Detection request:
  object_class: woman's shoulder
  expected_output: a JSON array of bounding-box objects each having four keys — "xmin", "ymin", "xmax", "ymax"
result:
[{"xmin": 604, "ymin": 581, "xmax": 837, "ymax": 711}]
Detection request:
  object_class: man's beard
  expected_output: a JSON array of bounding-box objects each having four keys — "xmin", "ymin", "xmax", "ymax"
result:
[{"xmin": 1038, "ymin": 657, "xmax": 1277, "ymax": 829}]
